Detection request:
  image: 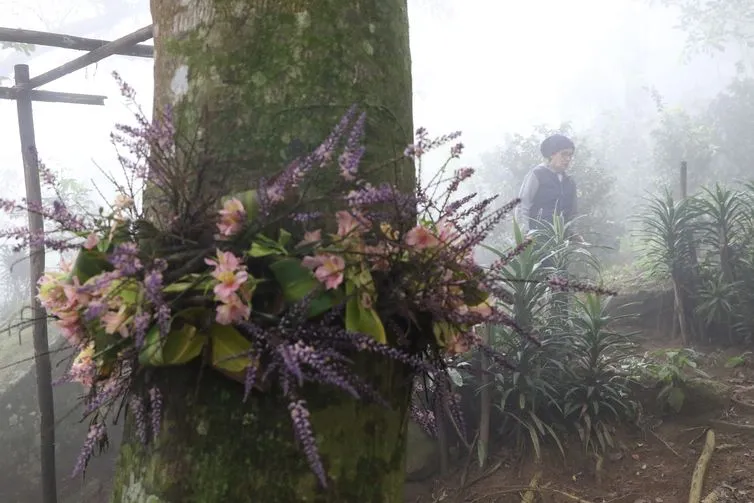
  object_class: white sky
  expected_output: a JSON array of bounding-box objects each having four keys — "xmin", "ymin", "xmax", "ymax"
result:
[{"xmin": 0, "ymin": 0, "xmax": 733, "ymax": 210}]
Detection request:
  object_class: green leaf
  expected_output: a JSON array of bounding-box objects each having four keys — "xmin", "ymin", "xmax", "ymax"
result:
[
  {"xmin": 209, "ymin": 324, "xmax": 253, "ymax": 373},
  {"xmin": 162, "ymin": 277, "xmax": 214, "ymax": 294},
  {"xmin": 249, "ymin": 234, "xmax": 288, "ymax": 257},
  {"xmin": 278, "ymin": 228, "xmax": 292, "ymax": 247},
  {"xmin": 249, "ymin": 242, "xmax": 282, "ymax": 258},
  {"xmin": 269, "ymin": 257, "xmax": 318, "ymax": 301},
  {"xmin": 108, "ymin": 278, "xmax": 141, "ymax": 305},
  {"xmin": 345, "ymin": 282, "xmax": 386, "ymax": 343},
  {"xmin": 71, "ymin": 248, "xmax": 111, "ymax": 283},
  {"xmin": 666, "ymin": 386, "xmax": 685, "ymax": 413},
  {"xmin": 161, "ymin": 324, "xmax": 207, "ymax": 365},
  {"xmin": 139, "ymin": 324, "xmax": 164, "ymax": 366},
  {"xmin": 228, "ymin": 189, "xmax": 260, "ymax": 222}
]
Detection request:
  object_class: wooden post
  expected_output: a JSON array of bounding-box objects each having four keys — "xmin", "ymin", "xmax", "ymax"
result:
[
  {"xmin": 680, "ymin": 160, "xmax": 688, "ymax": 199},
  {"xmin": 20, "ymin": 25, "xmax": 153, "ymax": 90},
  {"xmin": 0, "ymin": 27, "xmax": 153, "ymax": 58},
  {"xmin": 478, "ymin": 324, "xmax": 492, "ymax": 469},
  {"xmin": 14, "ymin": 64, "xmax": 58, "ymax": 503}
]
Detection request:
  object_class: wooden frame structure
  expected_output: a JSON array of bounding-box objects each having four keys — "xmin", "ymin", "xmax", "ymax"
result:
[{"xmin": 0, "ymin": 24, "xmax": 153, "ymax": 503}]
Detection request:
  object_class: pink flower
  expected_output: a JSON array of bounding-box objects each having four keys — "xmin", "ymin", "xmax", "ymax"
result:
[
  {"xmin": 217, "ymin": 198, "xmax": 246, "ymax": 238},
  {"xmin": 102, "ymin": 306, "xmax": 130, "ymax": 338},
  {"xmin": 205, "ymin": 250, "xmax": 248, "ymax": 302},
  {"xmin": 436, "ymin": 219, "xmax": 461, "ymax": 245},
  {"xmin": 404, "ymin": 226, "xmax": 439, "ymax": 250},
  {"xmin": 205, "ymin": 249, "xmax": 243, "ymax": 272},
  {"xmin": 302, "ymin": 253, "xmax": 346, "ymax": 290},
  {"xmin": 83, "ymin": 233, "xmax": 99, "ymax": 250},
  {"xmin": 215, "ymin": 293, "xmax": 251, "ymax": 325},
  {"xmin": 56, "ymin": 311, "xmax": 85, "ymax": 347},
  {"xmin": 336, "ymin": 210, "xmax": 369, "ymax": 238},
  {"xmin": 447, "ymin": 332, "xmax": 472, "ymax": 356},
  {"xmin": 69, "ymin": 343, "xmax": 97, "ymax": 389},
  {"xmin": 364, "ymin": 244, "xmax": 390, "ymax": 271},
  {"xmin": 296, "ymin": 229, "xmax": 322, "ymax": 248}
]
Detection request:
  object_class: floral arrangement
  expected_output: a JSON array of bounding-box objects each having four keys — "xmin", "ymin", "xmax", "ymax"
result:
[{"xmin": 2, "ymin": 76, "xmax": 550, "ymax": 486}]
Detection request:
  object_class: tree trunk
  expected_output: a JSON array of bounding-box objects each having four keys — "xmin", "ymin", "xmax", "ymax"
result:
[{"xmin": 110, "ymin": 0, "xmax": 414, "ymax": 501}]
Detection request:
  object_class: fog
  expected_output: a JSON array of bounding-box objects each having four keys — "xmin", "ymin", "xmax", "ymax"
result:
[{"xmin": 0, "ymin": 0, "xmax": 752, "ymax": 498}]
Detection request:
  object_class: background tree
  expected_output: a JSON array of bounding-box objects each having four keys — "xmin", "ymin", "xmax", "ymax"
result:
[
  {"xmin": 111, "ymin": 0, "xmax": 414, "ymax": 502},
  {"xmin": 652, "ymin": 0, "xmax": 754, "ymax": 71}
]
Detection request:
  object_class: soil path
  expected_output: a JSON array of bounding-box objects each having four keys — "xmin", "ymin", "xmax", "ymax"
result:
[{"xmin": 404, "ymin": 340, "xmax": 754, "ymax": 503}]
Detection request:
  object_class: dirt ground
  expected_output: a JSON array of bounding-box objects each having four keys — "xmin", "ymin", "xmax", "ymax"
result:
[{"xmin": 404, "ymin": 334, "xmax": 754, "ymax": 503}]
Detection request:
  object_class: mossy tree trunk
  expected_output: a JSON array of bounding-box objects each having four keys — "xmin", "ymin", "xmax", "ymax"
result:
[{"xmin": 110, "ymin": 0, "xmax": 414, "ymax": 502}]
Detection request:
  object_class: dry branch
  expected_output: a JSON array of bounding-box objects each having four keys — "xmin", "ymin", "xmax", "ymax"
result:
[{"xmin": 688, "ymin": 429, "xmax": 715, "ymax": 503}]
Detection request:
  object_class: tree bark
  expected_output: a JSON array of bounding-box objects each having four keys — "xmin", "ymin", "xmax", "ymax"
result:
[{"xmin": 110, "ymin": 0, "xmax": 414, "ymax": 502}]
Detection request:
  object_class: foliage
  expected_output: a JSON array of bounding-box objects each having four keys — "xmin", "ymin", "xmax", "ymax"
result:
[
  {"xmin": 637, "ymin": 180, "xmax": 754, "ymax": 344},
  {"xmin": 561, "ymin": 294, "xmax": 637, "ymax": 454},
  {"xmin": 3, "ymin": 74, "xmax": 565, "ymax": 485},
  {"xmin": 439, "ymin": 221, "xmax": 634, "ymax": 463},
  {"xmin": 649, "ymin": 79, "xmax": 754, "ymax": 192},
  {"xmin": 635, "ymin": 348, "xmax": 708, "ymax": 413},
  {"xmin": 638, "ymin": 189, "xmax": 697, "ymax": 280},
  {"xmin": 650, "ymin": 107, "xmax": 717, "ymax": 193},
  {"xmin": 652, "ymin": 0, "xmax": 754, "ymax": 59}
]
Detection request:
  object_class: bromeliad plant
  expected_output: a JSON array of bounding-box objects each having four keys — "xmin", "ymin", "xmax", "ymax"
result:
[{"xmin": 4, "ymin": 87, "xmax": 532, "ymax": 485}]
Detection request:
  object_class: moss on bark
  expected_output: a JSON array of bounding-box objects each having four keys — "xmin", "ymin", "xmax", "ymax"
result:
[
  {"xmin": 112, "ymin": 358, "xmax": 412, "ymax": 502},
  {"xmin": 111, "ymin": 0, "xmax": 414, "ymax": 501}
]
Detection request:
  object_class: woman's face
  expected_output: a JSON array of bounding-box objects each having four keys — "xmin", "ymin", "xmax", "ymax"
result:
[{"xmin": 549, "ymin": 148, "xmax": 574, "ymax": 172}]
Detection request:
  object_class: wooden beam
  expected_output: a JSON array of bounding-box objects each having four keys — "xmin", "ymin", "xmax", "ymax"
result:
[
  {"xmin": 0, "ymin": 27, "xmax": 153, "ymax": 58},
  {"xmin": 0, "ymin": 86, "xmax": 106, "ymax": 105},
  {"xmin": 19, "ymin": 25, "xmax": 153, "ymax": 90},
  {"xmin": 13, "ymin": 63, "xmax": 58, "ymax": 503}
]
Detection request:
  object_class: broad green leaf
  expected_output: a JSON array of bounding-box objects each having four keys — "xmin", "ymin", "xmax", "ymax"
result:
[
  {"xmin": 139, "ymin": 324, "xmax": 164, "ymax": 366},
  {"xmin": 345, "ymin": 281, "xmax": 386, "ymax": 343},
  {"xmin": 278, "ymin": 228, "xmax": 292, "ymax": 247},
  {"xmin": 666, "ymin": 386, "xmax": 685, "ymax": 413},
  {"xmin": 249, "ymin": 242, "xmax": 283, "ymax": 258},
  {"xmin": 269, "ymin": 257, "xmax": 318, "ymax": 301},
  {"xmin": 209, "ymin": 324, "xmax": 253, "ymax": 373},
  {"xmin": 161, "ymin": 324, "xmax": 207, "ymax": 365},
  {"xmin": 249, "ymin": 234, "xmax": 288, "ymax": 257},
  {"xmin": 107, "ymin": 278, "xmax": 141, "ymax": 305},
  {"xmin": 72, "ymin": 249, "xmax": 111, "ymax": 283},
  {"xmin": 163, "ymin": 276, "xmax": 214, "ymax": 294}
]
